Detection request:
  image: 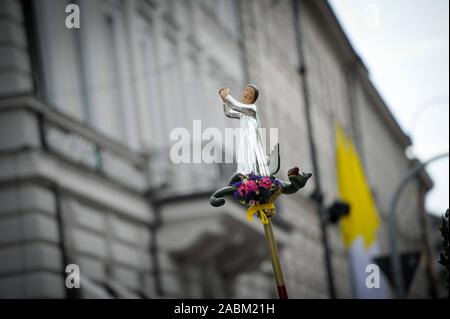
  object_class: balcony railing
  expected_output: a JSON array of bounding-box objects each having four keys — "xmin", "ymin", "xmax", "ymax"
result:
[
  {"xmin": 0, "ymin": 95, "xmax": 236, "ymax": 198},
  {"xmin": 0, "ymin": 95, "xmax": 147, "ymax": 192}
]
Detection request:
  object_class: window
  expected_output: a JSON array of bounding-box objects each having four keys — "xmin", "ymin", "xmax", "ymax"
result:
[
  {"xmin": 34, "ymin": 0, "xmax": 89, "ymax": 122},
  {"xmin": 136, "ymin": 14, "xmax": 164, "ymax": 149},
  {"xmin": 104, "ymin": 14, "xmax": 126, "ymax": 140},
  {"xmin": 160, "ymin": 36, "xmax": 184, "ymax": 130},
  {"xmin": 185, "ymin": 52, "xmax": 202, "ymax": 121},
  {"xmin": 201, "ymin": 0, "xmax": 240, "ymax": 39},
  {"xmin": 217, "ymin": 0, "xmax": 240, "ymax": 38},
  {"xmin": 167, "ymin": 41, "xmax": 184, "ymax": 126},
  {"xmin": 99, "ymin": 0, "xmax": 138, "ymax": 148},
  {"xmin": 32, "ymin": 0, "xmax": 138, "ymax": 148}
]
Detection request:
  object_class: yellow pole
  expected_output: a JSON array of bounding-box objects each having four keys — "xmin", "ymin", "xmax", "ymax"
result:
[{"xmin": 263, "ymin": 220, "xmax": 288, "ymax": 299}]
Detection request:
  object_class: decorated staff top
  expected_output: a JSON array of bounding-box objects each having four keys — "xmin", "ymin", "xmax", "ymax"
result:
[
  {"xmin": 212, "ymin": 84, "xmax": 312, "ymax": 224},
  {"xmin": 211, "ymin": 84, "xmax": 311, "ymax": 300}
]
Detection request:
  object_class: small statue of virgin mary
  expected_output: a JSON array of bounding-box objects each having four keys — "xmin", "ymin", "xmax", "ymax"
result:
[{"xmin": 219, "ymin": 84, "xmax": 270, "ymax": 177}]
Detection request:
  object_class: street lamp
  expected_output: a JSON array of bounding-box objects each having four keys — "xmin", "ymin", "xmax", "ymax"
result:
[{"xmin": 388, "ymin": 152, "xmax": 449, "ymax": 298}]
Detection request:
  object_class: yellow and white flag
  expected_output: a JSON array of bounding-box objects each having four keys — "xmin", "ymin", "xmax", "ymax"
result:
[{"xmin": 336, "ymin": 124, "xmax": 388, "ymax": 298}]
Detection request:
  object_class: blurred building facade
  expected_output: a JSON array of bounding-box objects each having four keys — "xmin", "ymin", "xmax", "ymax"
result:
[{"xmin": 0, "ymin": 0, "xmax": 442, "ymax": 298}]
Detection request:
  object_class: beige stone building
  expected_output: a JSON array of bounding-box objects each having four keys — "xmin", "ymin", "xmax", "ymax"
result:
[{"xmin": 0, "ymin": 0, "xmax": 441, "ymax": 298}]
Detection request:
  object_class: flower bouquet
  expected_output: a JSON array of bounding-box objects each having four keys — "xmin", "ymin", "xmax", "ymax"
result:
[
  {"xmin": 230, "ymin": 173, "xmax": 283, "ymax": 223},
  {"xmin": 231, "ymin": 173, "xmax": 282, "ymax": 206}
]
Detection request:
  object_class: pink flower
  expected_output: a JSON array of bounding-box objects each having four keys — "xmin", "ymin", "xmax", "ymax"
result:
[
  {"xmin": 259, "ymin": 177, "xmax": 272, "ymax": 189},
  {"xmin": 244, "ymin": 180, "xmax": 258, "ymax": 193},
  {"xmin": 249, "ymin": 200, "xmax": 256, "ymax": 207}
]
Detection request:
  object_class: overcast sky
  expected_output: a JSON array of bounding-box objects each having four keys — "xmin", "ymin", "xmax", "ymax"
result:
[{"xmin": 328, "ymin": 0, "xmax": 449, "ymax": 215}]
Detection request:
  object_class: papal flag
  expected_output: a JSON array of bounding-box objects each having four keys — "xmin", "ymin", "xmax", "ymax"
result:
[{"xmin": 336, "ymin": 124, "xmax": 388, "ymax": 298}]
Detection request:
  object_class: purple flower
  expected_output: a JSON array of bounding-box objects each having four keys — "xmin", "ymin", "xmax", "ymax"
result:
[
  {"xmin": 233, "ymin": 185, "xmax": 245, "ymax": 199},
  {"xmin": 232, "ymin": 181, "xmax": 242, "ymax": 188}
]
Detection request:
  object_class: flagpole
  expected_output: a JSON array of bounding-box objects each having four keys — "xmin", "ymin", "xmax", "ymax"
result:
[{"xmin": 263, "ymin": 220, "xmax": 288, "ymax": 299}]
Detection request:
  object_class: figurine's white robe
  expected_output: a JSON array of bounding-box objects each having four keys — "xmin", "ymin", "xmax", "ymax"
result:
[{"xmin": 223, "ymin": 95, "xmax": 270, "ymax": 176}]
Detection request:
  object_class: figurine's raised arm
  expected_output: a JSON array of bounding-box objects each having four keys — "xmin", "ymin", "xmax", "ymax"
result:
[
  {"xmin": 220, "ymin": 87, "xmax": 240, "ymax": 119},
  {"xmin": 219, "ymin": 87, "xmax": 256, "ymax": 118},
  {"xmin": 223, "ymin": 98, "xmax": 240, "ymax": 119},
  {"xmin": 224, "ymin": 95, "xmax": 256, "ymax": 118}
]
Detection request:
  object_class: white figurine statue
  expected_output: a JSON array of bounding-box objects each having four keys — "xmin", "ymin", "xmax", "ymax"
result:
[{"xmin": 219, "ymin": 84, "xmax": 270, "ymax": 176}]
